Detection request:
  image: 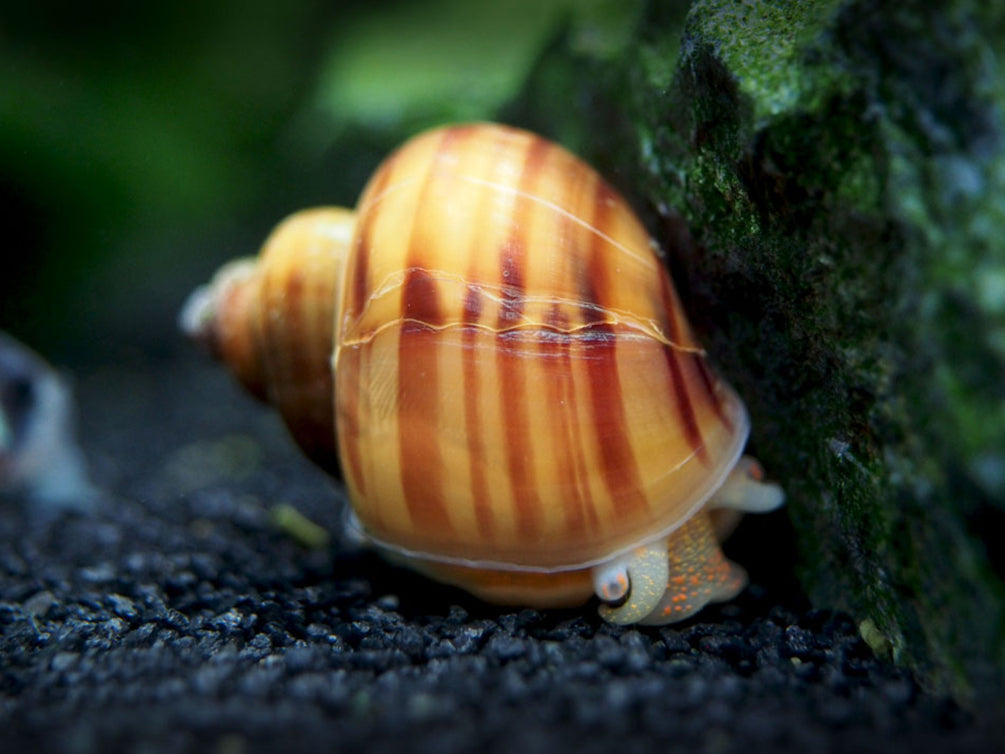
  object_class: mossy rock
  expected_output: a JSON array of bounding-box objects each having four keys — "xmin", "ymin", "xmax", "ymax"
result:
[{"xmin": 512, "ymin": 0, "xmax": 1005, "ymax": 699}]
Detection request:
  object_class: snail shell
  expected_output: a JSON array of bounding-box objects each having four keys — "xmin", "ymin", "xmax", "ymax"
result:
[
  {"xmin": 182, "ymin": 123, "xmax": 783, "ymax": 624},
  {"xmin": 181, "ymin": 207, "xmax": 355, "ymax": 474},
  {"xmin": 0, "ymin": 331, "xmax": 95, "ymax": 510}
]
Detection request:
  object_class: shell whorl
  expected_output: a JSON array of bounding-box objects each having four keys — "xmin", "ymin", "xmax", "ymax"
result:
[
  {"xmin": 334, "ymin": 123, "xmax": 749, "ymax": 570},
  {"xmin": 181, "ymin": 207, "xmax": 356, "ymax": 474}
]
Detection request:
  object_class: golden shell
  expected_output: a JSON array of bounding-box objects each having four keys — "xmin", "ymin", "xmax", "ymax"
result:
[
  {"xmin": 336, "ymin": 124, "xmax": 748, "ymax": 568},
  {"xmin": 183, "ymin": 123, "xmax": 784, "ymax": 624},
  {"xmin": 181, "ymin": 207, "xmax": 355, "ymax": 474}
]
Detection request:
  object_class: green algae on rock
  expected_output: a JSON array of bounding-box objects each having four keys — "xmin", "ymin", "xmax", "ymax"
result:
[
  {"xmin": 505, "ymin": 0, "xmax": 1005, "ymax": 698},
  {"xmin": 610, "ymin": 0, "xmax": 1005, "ymax": 698}
]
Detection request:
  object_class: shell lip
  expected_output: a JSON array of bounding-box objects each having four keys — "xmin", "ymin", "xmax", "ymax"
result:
[{"xmin": 342, "ymin": 398, "xmax": 753, "ymax": 574}]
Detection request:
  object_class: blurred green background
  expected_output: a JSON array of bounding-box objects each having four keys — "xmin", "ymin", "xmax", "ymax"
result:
[{"xmin": 0, "ymin": 0, "xmax": 640, "ymax": 364}]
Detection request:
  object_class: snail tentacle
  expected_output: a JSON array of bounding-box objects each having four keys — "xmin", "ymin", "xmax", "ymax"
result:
[
  {"xmin": 710, "ymin": 455, "xmax": 785, "ymax": 513},
  {"xmin": 593, "ymin": 539, "xmax": 670, "ymax": 625}
]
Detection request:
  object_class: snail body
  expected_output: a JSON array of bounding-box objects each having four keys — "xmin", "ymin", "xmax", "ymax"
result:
[{"xmin": 182, "ymin": 123, "xmax": 783, "ymax": 624}]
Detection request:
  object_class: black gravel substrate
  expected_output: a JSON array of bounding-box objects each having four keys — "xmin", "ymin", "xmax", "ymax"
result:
[{"xmin": 1, "ymin": 355, "xmax": 1002, "ymax": 753}]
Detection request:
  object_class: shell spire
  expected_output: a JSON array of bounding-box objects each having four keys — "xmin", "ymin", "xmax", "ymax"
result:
[
  {"xmin": 181, "ymin": 123, "xmax": 785, "ymax": 625},
  {"xmin": 180, "ymin": 207, "xmax": 356, "ymax": 474}
]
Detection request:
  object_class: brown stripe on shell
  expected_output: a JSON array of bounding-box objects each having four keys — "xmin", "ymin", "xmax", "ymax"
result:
[
  {"xmin": 579, "ymin": 181, "xmax": 618, "ymax": 321},
  {"xmin": 496, "ymin": 332, "xmax": 539, "ymax": 539},
  {"xmin": 656, "ymin": 268, "xmax": 709, "ymax": 459},
  {"xmin": 458, "ymin": 124, "xmax": 501, "ymax": 540},
  {"xmin": 463, "ymin": 283, "xmax": 483, "ymax": 323},
  {"xmin": 401, "ymin": 267, "xmax": 445, "ymax": 325},
  {"xmin": 263, "ymin": 266, "xmax": 315, "ymax": 458},
  {"xmin": 661, "ymin": 344, "xmax": 708, "ymax": 464},
  {"xmin": 347, "ymin": 155, "xmax": 397, "ymax": 320},
  {"xmin": 462, "ymin": 286, "xmax": 494, "ymax": 539},
  {"xmin": 584, "ymin": 325, "xmax": 650, "ymax": 518},
  {"xmin": 396, "ymin": 129, "xmax": 456, "ymax": 535},
  {"xmin": 580, "ymin": 179, "xmax": 649, "ymax": 519},
  {"xmin": 348, "ymin": 215, "xmax": 372, "ymax": 321},
  {"xmin": 495, "ymin": 134, "xmax": 552, "ymax": 539},
  {"xmin": 549, "ymin": 190, "xmax": 599, "ymax": 535},
  {"xmin": 543, "ymin": 306, "xmax": 591, "ymax": 537},
  {"xmin": 693, "ymin": 354, "xmax": 734, "ymax": 432},
  {"xmin": 397, "ymin": 323, "xmax": 452, "ymax": 533}
]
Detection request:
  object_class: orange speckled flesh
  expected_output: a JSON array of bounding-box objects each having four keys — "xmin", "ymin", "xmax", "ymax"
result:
[
  {"xmin": 335, "ymin": 123, "xmax": 749, "ymax": 571},
  {"xmin": 650, "ymin": 509, "xmax": 746, "ymax": 622}
]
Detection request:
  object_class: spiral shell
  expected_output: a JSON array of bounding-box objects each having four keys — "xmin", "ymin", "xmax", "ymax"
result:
[
  {"xmin": 337, "ymin": 124, "xmax": 747, "ymax": 567},
  {"xmin": 182, "ymin": 207, "xmax": 355, "ymax": 474},
  {"xmin": 183, "ymin": 123, "xmax": 784, "ymax": 624}
]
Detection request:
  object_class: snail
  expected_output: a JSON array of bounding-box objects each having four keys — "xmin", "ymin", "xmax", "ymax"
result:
[
  {"xmin": 0, "ymin": 331, "xmax": 95, "ymax": 511},
  {"xmin": 180, "ymin": 123, "xmax": 783, "ymax": 624}
]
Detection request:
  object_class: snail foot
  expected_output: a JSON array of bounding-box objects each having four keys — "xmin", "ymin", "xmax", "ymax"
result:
[
  {"xmin": 637, "ymin": 511, "xmax": 748, "ymax": 625},
  {"xmin": 638, "ymin": 560, "xmax": 747, "ymax": 625}
]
